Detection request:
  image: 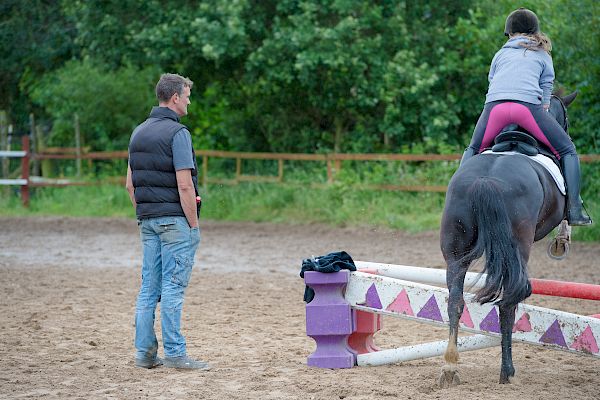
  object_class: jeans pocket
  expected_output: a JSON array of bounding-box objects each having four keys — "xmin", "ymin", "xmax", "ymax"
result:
[
  {"xmin": 159, "ymin": 220, "xmax": 177, "ymax": 230},
  {"xmin": 171, "ymin": 255, "xmax": 194, "ymax": 287},
  {"xmin": 160, "ymin": 220, "xmax": 185, "ymax": 244}
]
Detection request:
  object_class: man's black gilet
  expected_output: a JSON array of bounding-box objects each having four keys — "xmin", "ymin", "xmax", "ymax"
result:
[{"xmin": 129, "ymin": 107, "xmax": 198, "ymax": 219}]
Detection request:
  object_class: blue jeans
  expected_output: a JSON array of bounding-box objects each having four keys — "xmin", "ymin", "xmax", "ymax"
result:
[{"xmin": 134, "ymin": 216, "xmax": 200, "ymax": 360}]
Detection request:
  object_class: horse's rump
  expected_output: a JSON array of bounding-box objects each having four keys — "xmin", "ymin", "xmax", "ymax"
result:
[{"xmin": 442, "ymin": 154, "xmax": 562, "ymax": 305}]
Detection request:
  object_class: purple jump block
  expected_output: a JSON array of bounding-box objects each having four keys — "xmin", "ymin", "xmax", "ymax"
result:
[{"xmin": 304, "ymin": 270, "xmax": 357, "ymax": 368}]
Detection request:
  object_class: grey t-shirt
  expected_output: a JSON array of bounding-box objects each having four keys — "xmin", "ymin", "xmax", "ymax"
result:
[{"xmin": 172, "ymin": 128, "xmax": 195, "ymax": 171}]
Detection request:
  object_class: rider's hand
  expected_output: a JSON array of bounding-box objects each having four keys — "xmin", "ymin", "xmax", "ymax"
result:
[{"xmin": 543, "ymin": 103, "xmax": 550, "ymax": 112}]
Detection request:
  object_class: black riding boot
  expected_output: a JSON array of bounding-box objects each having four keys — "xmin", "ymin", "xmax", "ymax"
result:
[
  {"xmin": 459, "ymin": 147, "xmax": 476, "ymax": 168},
  {"xmin": 561, "ymin": 154, "xmax": 592, "ymax": 226}
]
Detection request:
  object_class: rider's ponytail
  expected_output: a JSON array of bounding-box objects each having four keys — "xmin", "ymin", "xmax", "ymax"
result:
[{"xmin": 516, "ymin": 32, "xmax": 552, "ymax": 53}]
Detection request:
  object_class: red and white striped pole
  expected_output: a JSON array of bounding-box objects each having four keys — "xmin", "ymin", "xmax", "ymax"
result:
[{"xmin": 356, "ymin": 262, "xmax": 600, "ymax": 301}]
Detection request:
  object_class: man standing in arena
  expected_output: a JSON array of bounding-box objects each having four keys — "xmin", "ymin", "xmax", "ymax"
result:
[{"xmin": 126, "ymin": 73, "xmax": 209, "ymax": 370}]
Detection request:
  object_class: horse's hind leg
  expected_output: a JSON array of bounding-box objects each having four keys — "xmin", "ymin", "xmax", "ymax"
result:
[
  {"xmin": 498, "ymin": 304, "xmax": 517, "ymax": 384},
  {"xmin": 439, "ymin": 259, "xmax": 469, "ymax": 388},
  {"xmin": 498, "ymin": 230, "xmax": 533, "ymax": 384}
]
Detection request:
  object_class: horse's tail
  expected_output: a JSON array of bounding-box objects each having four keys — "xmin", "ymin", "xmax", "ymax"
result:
[{"xmin": 466, "ymin": 177, "xmax": 532, "ymax": 307}]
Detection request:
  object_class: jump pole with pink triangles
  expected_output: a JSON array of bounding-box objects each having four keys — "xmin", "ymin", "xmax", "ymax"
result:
[{"xmin": 303, "ymin": 262, "xmax": 600, "ymax": 368}]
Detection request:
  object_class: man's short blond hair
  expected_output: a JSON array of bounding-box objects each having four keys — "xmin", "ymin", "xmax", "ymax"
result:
[{"xmin": 156, "ymin": 73, "xmax": 193, "ymax": 103}]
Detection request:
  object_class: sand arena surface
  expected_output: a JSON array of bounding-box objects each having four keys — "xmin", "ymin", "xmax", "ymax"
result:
[{"xmin": 1, "ymin": 217, "xmax": 599, "ymax": 399}]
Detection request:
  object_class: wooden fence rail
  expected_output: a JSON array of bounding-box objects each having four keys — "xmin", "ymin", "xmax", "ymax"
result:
[
  {"xmin": 195, "ymin": 150, "xmax": 468, "ymax": 192},
  {"xmin": 2, "ymin": 138, "xmax": 600, "ymax": 207}
]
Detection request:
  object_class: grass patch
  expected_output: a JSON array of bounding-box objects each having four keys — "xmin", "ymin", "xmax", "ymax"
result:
[
  {"xmin": 0, "ymin": 183, "xmax": 443, "ymax": 233},
  {"xmin": 202, "ymin": 182, "xmax": 444, "ymax": 232},
  {"xmin": 2, "ymin": 181, "xmax": 597, "ymax": 241},
  {"xmin": 0, "ymin": 185, "xmax": 135, "ymax": 218}
]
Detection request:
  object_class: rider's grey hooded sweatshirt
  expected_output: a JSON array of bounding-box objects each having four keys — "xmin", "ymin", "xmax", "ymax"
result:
[{"xmin": 485, "ymin": 36, "xmax": 555, "ymax": 106}]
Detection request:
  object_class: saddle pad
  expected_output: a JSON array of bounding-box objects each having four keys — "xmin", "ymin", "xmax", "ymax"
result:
[{"xmin": 481, "ymin": 150, "xmax": 566, "ymax": 195}]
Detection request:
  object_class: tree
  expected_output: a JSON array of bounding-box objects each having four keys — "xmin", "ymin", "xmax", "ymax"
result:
[
  {"xmin": 245, "ymin": 1, "xmax": 426, "ymax": 152},
  {"xmin": 28, "ymin": 60, "xmax": 159, "ymax": 150},
  {"xmin": 3, "ymin": 0, "xmax": 599, "ymax": 155},
  {"xmin": 0, "ymin": 0, "xmax": 76, "ymax": 131}
]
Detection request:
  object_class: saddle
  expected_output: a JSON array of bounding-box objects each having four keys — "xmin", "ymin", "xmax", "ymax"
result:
[
  {"xmin": 484, "ymin": 125, "xmax": 566, "ymax": 195},
  {"xmin": 491, "ymin": 124, "xmax": 559, "ymax": 167}
]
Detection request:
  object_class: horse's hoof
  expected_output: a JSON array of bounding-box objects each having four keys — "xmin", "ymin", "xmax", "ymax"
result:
[
  {"xmin": 438, "ymin": 365, "xmax": 461, "ymax": 388},
  {"xmin": 499, "ymin": 373, "xmax": 518, "ymax": 384}
]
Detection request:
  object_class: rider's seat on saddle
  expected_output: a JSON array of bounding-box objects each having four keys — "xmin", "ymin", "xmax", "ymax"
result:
[
  {"xmin": 492, "ymin": 130, "xmax": 539, "ymax": 156},
  {"xmin": 490, "ymin": 126, "xmax": 559, "ymax": 166}
]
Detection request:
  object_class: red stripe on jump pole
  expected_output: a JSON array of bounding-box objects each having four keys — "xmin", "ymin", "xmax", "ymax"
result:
[{"xmin": 530, "ymin": 278, "xmax": 600, "ymax": 301}]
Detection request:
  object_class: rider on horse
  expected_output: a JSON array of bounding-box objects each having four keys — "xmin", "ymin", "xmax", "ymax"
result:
[{"xmin": 460, "ymin": 8, "xmax": 592, "ymax": 226}]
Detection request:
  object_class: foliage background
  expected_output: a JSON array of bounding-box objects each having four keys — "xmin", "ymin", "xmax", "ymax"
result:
[
  {"xmin": 1, "ymin": 0, "xmax": 598, "ymax": 239},
  {"xmin": 2, "ymin": 0, "xmax": 598, "ymax": 154}
]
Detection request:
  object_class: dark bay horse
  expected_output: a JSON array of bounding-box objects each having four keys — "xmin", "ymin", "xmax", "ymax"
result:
[{"xmin": 438, "ymin": 92, "xmax": 577, "ymax": 386}]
